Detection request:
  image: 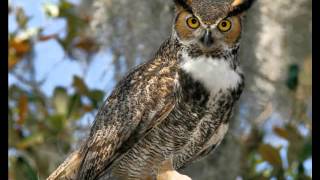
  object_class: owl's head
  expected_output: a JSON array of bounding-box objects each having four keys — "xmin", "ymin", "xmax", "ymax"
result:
[{"xmin": 173, "ymin": 0, "xmax": 255, "ymax": 56}]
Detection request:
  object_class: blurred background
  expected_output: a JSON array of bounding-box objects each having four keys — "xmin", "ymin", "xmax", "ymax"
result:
[{"xmin": 8, "ymin": 0, "xmax": 312, "ymax": 179}]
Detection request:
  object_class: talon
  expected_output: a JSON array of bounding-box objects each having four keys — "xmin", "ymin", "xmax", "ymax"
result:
[{"xmin": 157, "ymin": 159, "xmax": 192, "ymax": 180}]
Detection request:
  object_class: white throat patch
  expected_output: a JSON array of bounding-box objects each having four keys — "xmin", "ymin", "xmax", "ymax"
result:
[{"xmin": 181, "ymin": 53, "xmax": 242, "ymax": 94}]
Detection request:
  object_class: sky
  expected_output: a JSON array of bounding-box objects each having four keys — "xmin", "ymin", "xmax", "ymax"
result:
[{"xmin": 8, "ymin": 0, "xmax": 312, "ymax": 178}]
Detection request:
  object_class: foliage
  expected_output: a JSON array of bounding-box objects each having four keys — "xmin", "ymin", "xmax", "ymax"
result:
[
  {"xmin": 9, "ymin": 1, "xmax": 103, "ymax": 179},
  {"xmin": 8, "ymin": 0, "xmax": 312, "ymax": 180}
]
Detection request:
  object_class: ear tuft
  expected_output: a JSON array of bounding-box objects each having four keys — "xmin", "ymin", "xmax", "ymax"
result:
[
  {"xmin": 231, "ymin": 0, "xmax": 243, "ymax": 7},
  {"xmin": 228, "ymin": 0, "xmax": 256, "ymax": 17},
  {"xmin": 173, "ymin": 0, "xmax": 193, "ymax": 12}
]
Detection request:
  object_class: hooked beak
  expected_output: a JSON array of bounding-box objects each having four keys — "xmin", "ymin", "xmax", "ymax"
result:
[{"xmin": 200, "ymin": 29, "xmax": 214, "ymax": 47}]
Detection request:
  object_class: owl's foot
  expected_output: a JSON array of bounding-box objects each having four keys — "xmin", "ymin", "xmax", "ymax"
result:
[
  {"xmin": 156, "ymin": 159, "xmax": 192, "ymax": 180},
  {"xmin": 157, "ymin": 170, "xmax": 192, "ymax": 180}
]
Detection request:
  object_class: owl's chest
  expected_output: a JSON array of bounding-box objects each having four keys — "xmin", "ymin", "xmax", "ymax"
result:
[{"xmin": 180, "ymin": 54, "xmax": 242, "ymax": 94}]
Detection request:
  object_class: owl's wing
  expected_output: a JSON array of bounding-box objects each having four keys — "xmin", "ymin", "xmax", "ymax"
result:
[{"xmin": 77, "ymin": 63, "xmax": 178, "ymax": 180}]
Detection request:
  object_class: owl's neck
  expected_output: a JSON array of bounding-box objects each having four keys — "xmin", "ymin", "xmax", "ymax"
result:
[{"xmin": 177, "ymin": 43, "xmax": 243, "ymax": 94}]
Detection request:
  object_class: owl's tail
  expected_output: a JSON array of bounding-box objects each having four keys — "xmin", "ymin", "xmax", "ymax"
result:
[{"xmin": 46, "ymin": 150, "xmax": 83, "ymax": 180}]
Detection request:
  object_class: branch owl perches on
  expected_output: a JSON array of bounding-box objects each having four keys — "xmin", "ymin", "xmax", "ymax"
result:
[{"xmin": 47, "ymin": 0, "xmax": 256, "ymax": 179}]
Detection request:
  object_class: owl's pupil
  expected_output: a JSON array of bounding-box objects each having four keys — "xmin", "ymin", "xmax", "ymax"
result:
[
  {"xmin": 191, "ymin": 19, "xmax": 197, "ymax": 24},
  {"xmin": 221, "ymin": 22, "xmax": 227, "ymax": 27}
]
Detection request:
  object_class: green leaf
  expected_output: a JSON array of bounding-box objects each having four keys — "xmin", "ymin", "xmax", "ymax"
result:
[
  {"xmin": 48, "ymin": 114, "xmax": 65, "ymax": 132},
  {"xmin": 299, "ymin": 138, "xmax": 312, "ymax": 161},
  {"xmin": 72, "ymin": 76, "xmax": 88, "ymax": 95},
  {"xmin": 286, "ymin": 64, "xmax": 299, "ymax": 90},
  {"xmin": 67, "ymin": 93, "xmax": 82, "ymax": 119},
  {"xmin": 15, "ymin": 156, "xmax": 39, "ymax": 180},
  {"xmin": 16, "ymin": 7, "xmax": 29, "ymax": 29},
  {"xmin": 258, "ymin": 144, "xmax": 283, "ymax": 168},
  {"xmin": 87, "ymin": 89, "xmax": 105, "ymax": 108},
  {"xmin": 16, "ymin": 133, "xmax": 44, "ymax": 149},
  {"xmin": 56, "ymin": 0, "xmax": 86, "ymax": 56},
  {"xmin": 53, "ymin": 87, "xmax": 68, "ymax": 116},
  {"xmin": 59, "ymin": 0, "xmax": 74, "ymax": 11}
]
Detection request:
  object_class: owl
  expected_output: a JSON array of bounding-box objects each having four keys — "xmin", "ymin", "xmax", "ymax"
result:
[{"xmin": 47, "ymin": 0, "xmax": 255, "ymax": 179}]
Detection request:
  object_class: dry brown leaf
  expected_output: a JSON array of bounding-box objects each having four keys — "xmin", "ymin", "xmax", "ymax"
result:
[
  {"xmin": 39, "ymin": 34, "xmax": 58, "ymax": 41},
  {"xmin": 18, "ymin": 95, "xmax": 28, "ymax": 125},
  {"xmin": 273, "ymin": 126, "xmax": 290, "ymax": 140},
  {"xmin": 258, "ymin": 144, "xmax": 282, "ymax": 168},
  {"xmin": 10, "ymin": 38, "xmax": 31, "ymax": 55}
]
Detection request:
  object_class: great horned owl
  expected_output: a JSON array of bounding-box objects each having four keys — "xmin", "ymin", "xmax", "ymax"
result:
[{"xmin": 48, "ymin": 0, "xmax": 256, "ymax": 179}]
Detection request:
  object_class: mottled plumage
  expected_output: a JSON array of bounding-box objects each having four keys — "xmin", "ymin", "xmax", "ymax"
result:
[{"xmin": 47, "ymin": 0, "xmax": 255, "ymax": 180}]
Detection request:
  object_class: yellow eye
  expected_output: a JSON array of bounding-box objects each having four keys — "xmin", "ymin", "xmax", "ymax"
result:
[
  {"xmin": 187, "ymin": 17, "xmax": 200, "ymax": 29},
  {"xmin": 218, "ymin": 19, "xmax": 232, "ymax": 32}
]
